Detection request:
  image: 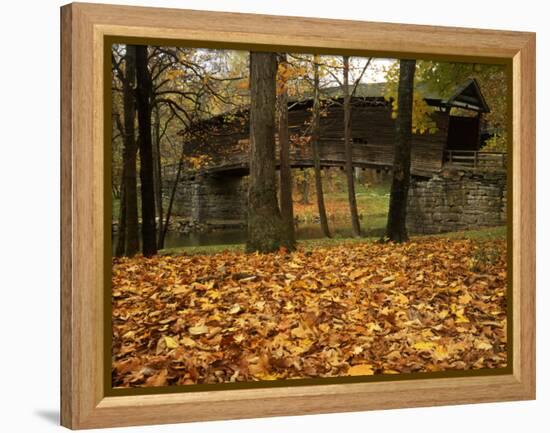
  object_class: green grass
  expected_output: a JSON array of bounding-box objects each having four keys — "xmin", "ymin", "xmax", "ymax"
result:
[
  {"xmin": 160, "ymin": 243, "xmax": 245, "ymax": 256},
  {"xmin": 296, "ymin": 182, "xmax": 390, "ymax": 220},
  {"xmin": 159, "ymin": 226, "xmax": 506, "ymax": 256},
  {"xmin": 424, "ymin": 225, "xmax": 507, "ymax": 241},
  {"xmin": 293, "ymin": 182, "xmax": 391, "ymax": 240}
]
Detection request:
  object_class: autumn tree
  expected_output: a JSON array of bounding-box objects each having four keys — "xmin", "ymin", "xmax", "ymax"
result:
[
  {"xmin": 297, "ymin": 170, "xmax": 312, "ymax": 204},
  {"xmin": 120, "ymin": 45, "xmax": 140, "ymax": 256},
  {"xmin": 343, "ymin": 56, "xmax": 361, "ymax": 237},
  {"xmin": 385, "ymin": 59, "xmax": 416, "ymax": 243},
  {"xmin": 311, "ymin": 55, "xmax": 331, "ymax": 238},
  {"xmin": 112, "ymin": 45, "xmax": 255, "ymax": 253},
  {"xmin": 112, "ymin": 51, "xmax": 128, "ymax": 257},
  {"xmin": 246, "ymin": 52, "xmax": 291, "ymax": 253},
  {"xmin": 151, "ymin": 106, "xmax": 165, "ymax": 247},
  {"xmin": 278, "ymin": 54, "xmax": 317, "ymax": 211},
  {"xmin": 141, "ymin": 47, "xmax": 251, "ymax": 250},
  {"xmin": 384, "ymin": 60, "xmax": 507, "ymax": 150},
  {"xmin": 135, "ymin": 45, "xmax": 158, "ymax": 256},
  {"xmin": 112, "ymin": 45, "xmax": 140, "ymax": 257},
  {"xmin": 277, "ymin": 54, "xmax": 296, "ymax": 248},
  {"xmin": 308, "ymin": 55, "xmax": 370, "ymax": 237},
  {"xmin": 417, "ymin": 62, "xmax": 507, "ymax": 151}
]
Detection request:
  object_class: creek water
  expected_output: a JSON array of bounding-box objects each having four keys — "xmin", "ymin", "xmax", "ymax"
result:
[
  {"xmin": 112, "ymin": 221, "xmax": 386, "ymax": 252},
  {"xmin": 162, "ymin": 221, "xmax": 387, "ymax": 248}
]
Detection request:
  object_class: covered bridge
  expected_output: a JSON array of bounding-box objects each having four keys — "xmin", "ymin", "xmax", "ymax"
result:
[
  {"xmin": 175, "ymin": 78, "xmax": 497, "ymax": 178},
  {"xmin": 166, "ymin": 79, "xmax": 505, "ymax": 222}
]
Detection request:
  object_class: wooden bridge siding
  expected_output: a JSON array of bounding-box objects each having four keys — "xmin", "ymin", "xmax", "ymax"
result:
[
  {"xmin": 181, "ymin": 103, "xmax": 449, "ymax": 178},
  {"xmin": 285, "ymin": 105, "xmax": 449, "ymax": 176}
]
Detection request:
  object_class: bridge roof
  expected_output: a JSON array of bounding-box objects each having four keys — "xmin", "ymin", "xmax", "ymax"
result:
[
  {"xmin": 321, "ymin": 80, "xmax": 489, "ymax": 113},
  {"xmin": 182, "ymin": 79, "xmax": 489, "ymax": 136},
  {"xmin": 422, "ymin": 79, "xmax": 490, "ymax": 113}
]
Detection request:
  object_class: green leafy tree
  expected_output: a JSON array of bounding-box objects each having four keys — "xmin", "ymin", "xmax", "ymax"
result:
[{"xmin": 384, "ymin": 60, "xmax": 507, "ymax": 150}]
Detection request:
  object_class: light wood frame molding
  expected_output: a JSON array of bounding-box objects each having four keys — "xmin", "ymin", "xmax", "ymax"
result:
[{"xmin": 60, "ymin": 2, "xmax": 536, "ymax": 429}]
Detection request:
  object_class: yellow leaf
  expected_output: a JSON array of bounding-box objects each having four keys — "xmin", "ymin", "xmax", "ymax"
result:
[
  {"xmin": 164, "ymin": 336, "xmax": 179, "ymax": 349},
  {"xmin": 352, "ymin": 346, "xmax": 364, "ymax": 355},
  {"xmin": 455, "ymin": 309, "xmax": 470, "ymax": 323},
  {"xmin": 475, "ymin": 340, "xmax": 493, "ymax": 350},
  {"xmin": 438, "ymin": 310, "xmax": 449, "ymax": 319},
  {"xmin": 394, "ymin": 293, "xmax": 409, "ymax": 305},
  {"xmin": 459, "ymin": 293, "xmax": 472, "ymax": 304},
  {"xmin": 433, "ymin": 345, "xmax": 449, "ymax": 361},
  {"xmin": 367, "ymin": 322, "xmax": 383, "ymax": 332},
  {"xmin": 254, "ymin": 301, "xmax": 266, "ymax": 311},
  {"xmin": 234, "ymin": 334, "xmax": 246, "ymax": 343},
  {"xmin": 283, "ymin": 301, "xmax": 295, "ymax": 311},
  {"xmin": 349, "ymin": 269, "xmax": 365, "ymax": 280},
  {"xmin": 318, "ymin": 323, "xmax": 330, "ymax": 333},
  {"xmin": 291, "ymin": 338, "xmax": 314, "ymax": 354},
  {"xmin": 208, "ymin": 290, "xmax": 221, "ymax": 300},
  {"xmin": 412, "ymin": 341, "xmax": 436, "ymax": 351},
  {"xmin": 172, "ymin": 285, "xmax": 190, "ymax": 295},
  {"xmin": 229, "ymin": 304, "xmax": 241, "ymax": 314},
  {"xmin": 348, "ymin": 364, "xmax": 375, "ymax": 376},
  {"xmin": 255, "ymin": 372, "xmax": 278, "ymax": 381},
  {"xmin": 291, "ymin": 323, "xmax": 310, "ymax": 339},
  {"xmin": 189, "ymin": 325, "xmax": 209, "ymax": 335},
  {"xmin": 180, "ymin": 337, "xmax": 196, "ymax": 347},
  {"xmin": 421, "ymin": 329, "xmax": 434, "ymax": 338}
]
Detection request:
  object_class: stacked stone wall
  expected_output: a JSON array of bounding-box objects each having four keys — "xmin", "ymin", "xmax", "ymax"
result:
[
  {"xmin": 166, "ymin": 175, "xmax": 248, "ymax": 222},
  {"xmin": 407, "ymin": 170, "xmax": 507, "ymax": 234}
]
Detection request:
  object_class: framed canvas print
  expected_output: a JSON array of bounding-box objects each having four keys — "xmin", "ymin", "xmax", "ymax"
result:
[{"xmin": 60, "ymin": 2, "xmax": 536, "ymax": 429}]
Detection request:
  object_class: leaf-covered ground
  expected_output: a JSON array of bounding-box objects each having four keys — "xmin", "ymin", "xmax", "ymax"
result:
[{"xmin": 112, "ymin": 238, "xmax": 507, "ymax": 388}]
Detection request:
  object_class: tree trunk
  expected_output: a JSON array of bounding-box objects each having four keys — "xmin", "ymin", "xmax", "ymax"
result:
[
  {"xmin": 300, "ymin": 174, "xmax": 310, "ymax": 204},
  {"xmin": 135, "ymin": 45, "xmax": 158, "ymax": 256},
  {"xmin": 343, "ymin": 56, "xmax": 361, "ymax": 237},
  {"xmin": 115, "ymin": 176, "xmax": 126, "ymax": 257},
  {"xmin": 152, "ymin": 105, "xmax": 164, "ymax": 248},
  {"xmin": 113, "ymin": 112, "xmax": 127, "ymax": 257},
  {"xmin": 121, "ymin": 45, "xmax": 139, "ymax": 256},
  {"xmin": 385, "ymin": 58, "xmax": 416, "ymax": 243},
  {"xmin": 160, "ymin": 144, "xmax": 186, "ymax": 248},
  {"xmin": 311, "ymin": 55, "xmax": 331, "ymax": 237},
  {"xmin": 246, "ymin": 51, "xmax": 289, "ymax": 253},
  {"xmin": 277, "ymin": 54, "xmax": 296, "ymax": 248}
]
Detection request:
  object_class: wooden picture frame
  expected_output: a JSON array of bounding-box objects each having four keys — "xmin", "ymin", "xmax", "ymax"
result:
[{"xmin": 60, "ymin": 2, "xmax": 536, "ymax": 429}]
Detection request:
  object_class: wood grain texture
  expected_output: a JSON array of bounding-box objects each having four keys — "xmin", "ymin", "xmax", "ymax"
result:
[
  {"xmin": 60, "ymin": 2, "xmax": 536, "ymax": 429},
  {"xmin": 60, "ymin": 4, "xmax": 73, "ymax": 428},
  {"xmin": 512, "ymin": 35, "xmax": 536, "ymax": 394}
]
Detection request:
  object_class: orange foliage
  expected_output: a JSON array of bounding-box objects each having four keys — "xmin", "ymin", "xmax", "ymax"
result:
[{"xmin": 112, "ymin": 238, "xmax": 507, "ymax": 387}]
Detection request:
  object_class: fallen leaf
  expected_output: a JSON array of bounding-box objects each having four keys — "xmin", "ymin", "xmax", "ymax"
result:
[
  {"xmin": 412, "ymin": 341, "xmax": 436, "ymax": 351},
  {"xmin": 474, "ymin": 340, "xmax": 493, "ymax": 350},
  {"xmin": 349, "ymin": 269, "xmax": 365, "ymax": 280},
  {"xmin": 348, "ymin": 364, "xmax": 375, "ymax": 376},
  {"xmin": 164, "ymin": 336, "xmax": 179, "ymax": 349},
  {"xmin": 112, "ymin": 237, "xmax": 507, "ymax": 387},
  {"xmin": 189, "ymin": 325, "xmax": 209, "ymax": 335},
  {"xmin": 229, "ymin": 304, "xmax": 241, "ymax": 314}
]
